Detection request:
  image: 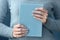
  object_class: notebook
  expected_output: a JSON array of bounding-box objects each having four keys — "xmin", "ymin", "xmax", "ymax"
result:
[{"xmin": 19, "ymin": 3, "xmax": 43, "ymax": 37}]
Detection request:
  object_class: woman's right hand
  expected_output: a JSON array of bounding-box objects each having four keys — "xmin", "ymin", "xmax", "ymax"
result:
[{"xmin": 13, "ymin": 24, "xmax": 28, "ymax": 38}]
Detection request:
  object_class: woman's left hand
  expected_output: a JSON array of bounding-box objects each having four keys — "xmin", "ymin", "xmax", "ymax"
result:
[{"xmin": 33, "ymin": 8, "xmax": 48, "ymax": 24}]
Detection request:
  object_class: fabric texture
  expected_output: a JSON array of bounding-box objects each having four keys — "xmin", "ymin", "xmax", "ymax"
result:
[{"xmin": 0, "ymin": 0, "xmax": 60, "ymax": 40}]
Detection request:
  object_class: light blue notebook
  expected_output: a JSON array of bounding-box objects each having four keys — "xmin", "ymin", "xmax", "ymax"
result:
[{"xmin": 19, "ymin": 3, "xmax": 43, "ymax": 37}]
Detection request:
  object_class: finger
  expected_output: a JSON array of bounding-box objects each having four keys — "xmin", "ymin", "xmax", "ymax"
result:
[
  {"xmin": 20, "ymin": 24, "xmax": 25, "ymax": 27},
  {"xmin": 33, "ymin": 14, "xmax": 43, "ymax": 19},
  {"xmin": 34, "ymin": 14, "xmax": 47, "ymax": 21},
  {"xmin": 17, "ymin": 24, "xmax": 25, "ymax": 28},
  {"xmin": 21, "ymin": 29, "xmax": 28, "ymax": 35},
  {"xmin": 13, "ymin": 32, "xmax": 27, "ymax": 38},
  {"xmin": 20, "ymin": 31, "xmax": 28, "ymax": 37},
  {"xmin": 14, "ymin": 35, "xmax": 23, "ymax": 38},
  {"xmin": 16, "ymin": 33, "xmax": 27, "ymax": 38},
  {"xmin": 33, "ymin": 11, "xmax": 44, "ymax": 16},
  {"xmin": 14, "ymin": 31, "xmax": 27, "ymax": 35},
  {"xmin": 19, "ymin": 24, "xmax": 27, "ymax": 29},
  {"xmin": 33, "ymin": 11, "xmax": 48, "ymax": 18},
  {"xmin": 13, "ymin": 28, "xmax": 22, "ymax": 32},
  {"xmin": 14, "ymin": 27, "xmax": 28, "ymax": 32},
  {"xmin": 21, "ymin": 28, "xmax": 28, "ymax": 31},
  {"xmin": 14, "ymin": 28, "xmax": 28, "ymax": 34},
  {"xmin": 14, "ymin": 31, "xmax": 23, "ymax": 35},
  {"xmin": 34, "ymin": 15, "xmax": 47, "ymax": 23},
  {"xmin": 14, "ymin": 24, "xmax": 25, "ymax": 28},
  {"xmin": 35, "ymin": 8, "xmax": 48, "ymax": 13},
  {"xmin": 14, "ymin": 24, "xmax": 21, "ymax": 28},
  {"xmin": 33, "ymin": 10, "xmax": 48, "ymax": 16}
]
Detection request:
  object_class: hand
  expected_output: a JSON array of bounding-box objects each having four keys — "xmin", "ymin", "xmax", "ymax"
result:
[
  {"xmin": 33, "ymin": 8, "xmax": 48, "ymax": 24},
  {"xmin": 13, "ymin": 24, "xmax": 28, "ymax": 38}
]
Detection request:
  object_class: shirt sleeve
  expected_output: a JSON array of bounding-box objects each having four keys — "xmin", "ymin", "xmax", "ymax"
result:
[{"xmin": 0, "ymin": 0, "xmax": 13, "ymax": 38}]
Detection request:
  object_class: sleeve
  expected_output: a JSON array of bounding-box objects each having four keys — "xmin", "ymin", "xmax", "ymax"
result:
[
  {"xmin": 43, "ymin": 1, "xmax": 60, "ymax": 32},
  {"xmin": 44, "ymin": 17, "xmax": 60, "ymax": 32},
  {"xmin": 0, "ymin": 0, "xmax": 13, "ymax": 38}
]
